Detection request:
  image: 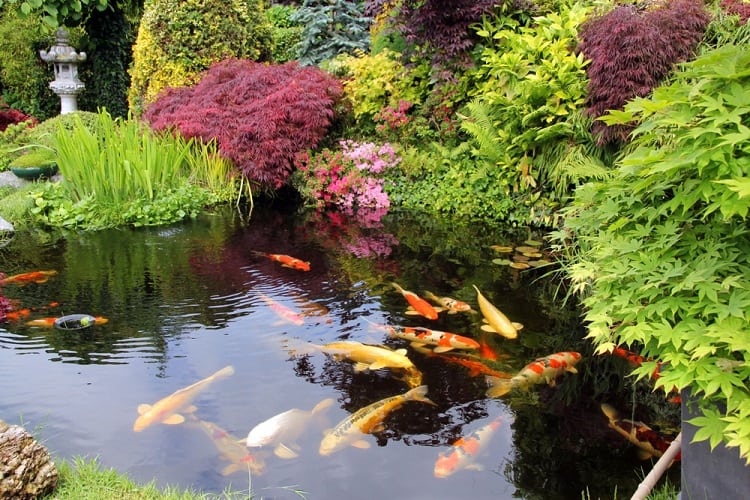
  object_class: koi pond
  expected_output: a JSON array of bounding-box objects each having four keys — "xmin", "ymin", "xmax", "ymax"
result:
[{"xmin": 0, "ymin": 204, "xmax": 680, "ymax": 499}]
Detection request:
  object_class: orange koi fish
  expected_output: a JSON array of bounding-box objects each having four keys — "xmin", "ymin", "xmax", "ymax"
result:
[
  {"xmin": 392, "ymin": 283, "xmax": 439, "ymax": 320},
  {"xmin": 4, "ymin": 308, "xmax": 31, "ymax": 322},
  {"xmin": 253, "ymin": 252, "xmax": 310, "ymax": 272},
  {"xmin": 472, "ymin": 285, "xmax": 523, "ymax": 339},
  {"xmin": 187, "ymin": 415, "xmax": 266, "ymax": 476},
  {"xmin": 600, "ymin": 403, "xmax": 680, "ymax": 461},
  {"xmin": 486, "ymin": 351, "xmax": 581, "ymax": 398},
  {"xmin": 412, "ymin": 344, "xmax": 511, "ymax": 379},
  {"xmin": 434, "ymin": 416, "xmax": 504, "ymax": 478},
  {"xmin": 478, "ymin": 333, "xmax": 499, "ymax": 361},
  {"xmin": 133, "ymin": 365, "xmax": 235, "ymax": 432},
  {"xmin": 424, "ymin": 291, "xmax": 472, "ymax": 314},
  {"xmin": 380, "ymin": 324, "xmax": 479, "ymax": 353},
  {"xmin": 258, "ymin": 292, "xmax": 304, "ymax": 326},
  {"xmin": 319, "ymin": 385, "xmax": 435, "ymax": 456},
  {"xmin": 0, "ymin": 270, "xmax": 58, "ymax": 286}
]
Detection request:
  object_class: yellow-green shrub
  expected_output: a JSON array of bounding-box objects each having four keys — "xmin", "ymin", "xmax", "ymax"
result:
[
  {"xmin": 128, "ymin": 0, "xmax": 272, "ymax": 115},
  {"xmin": 338, "ymin": 48, "xmax": 428, "ymax": 122}
]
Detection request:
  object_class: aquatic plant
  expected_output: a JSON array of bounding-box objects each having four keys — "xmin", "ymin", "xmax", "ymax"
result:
[{"xmin": 144, "ymin": 59, "xmax": 343, "ymax": 191}]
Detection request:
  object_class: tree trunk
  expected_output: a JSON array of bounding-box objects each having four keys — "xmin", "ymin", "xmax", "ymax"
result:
[{"xmin": 0, "ymin": 419, "xmax": 58, "ymax": 499}]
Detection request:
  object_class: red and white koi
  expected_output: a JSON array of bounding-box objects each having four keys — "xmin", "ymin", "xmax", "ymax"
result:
[
  {"xmin": 473, "ymin": 285, "xmax": 523, "ymax": 339},
  {"xmin": 382, "ymin": 324, "xmax": 479, "ymax": 353},
  {"xmin": 133, "ymin": 365, "xmax": 235, "ymax": 432},
  {"xmin": 252, "ymin": 251, "xmax": 310, "ymax": 272},
  {"xmin": 424, "ymin": 291, "xmax": 472, "ymax": 314},
  {"xmin": 319, "ymin": 385, "xmax": 436, "ymax": 456},
  {"xmin": 392, "ymin": 283, "xmax": 439, "ymax": 320},
  {"xmin": 257, "ymin": 292, "xmax": 304, "ymax": 326},
  {"xmin": 434, "ymin": 416, "xmax": 504, "ymax": 478},
  {"xmin": 600, "ymin": 403, "xmax": 680, "ymax": 462},
  {"xmin": 486, "ymin": 351, "xmax": 581, "ymax": 398}
]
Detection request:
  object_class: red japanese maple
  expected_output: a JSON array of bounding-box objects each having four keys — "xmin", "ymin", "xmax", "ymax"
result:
[{"xmin": 144, "ymin": 59, "xmax": 344, "ymax": 190}]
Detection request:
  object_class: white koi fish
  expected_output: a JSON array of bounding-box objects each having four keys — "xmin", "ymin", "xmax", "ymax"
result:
[
  {"xmin": 424, "ymin": 291, "xmax": 472, "ymax": 314},
  {"xmin": 473, "ymin": 285, "xmax": 523, "ymax": 339},
  {"xmin": 133, "ymin": 365, "xmax": 235, "ymax": 432},
  {"xmin": 319, "ymin": 385, "xmax": 436, "ymax": 456},
  {"xmin": 258, "ymin": 292, "xmax": 304, "ymax": 326},
  {"xmin": 246, "ymin": 397, "xmax": 335, "ymax": 459}
]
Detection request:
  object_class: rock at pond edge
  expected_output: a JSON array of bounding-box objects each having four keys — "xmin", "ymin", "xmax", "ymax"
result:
[{"xmin": 0, "ymin": 419, "xmax": 58, "ymax": 499}]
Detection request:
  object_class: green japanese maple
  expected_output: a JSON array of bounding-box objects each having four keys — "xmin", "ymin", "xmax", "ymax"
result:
[{"xmin": 560, "ymin": 43, "xmax": 750, "ymax": 463}]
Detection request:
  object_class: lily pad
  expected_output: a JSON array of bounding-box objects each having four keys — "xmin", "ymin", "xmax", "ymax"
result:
[
  {"xmin": 491, "ymin": 245, "xmax": 513, "ymax": 253},
  {"xmin": 515, "ymin": 245, "xmax": 540, "ymax": 254},
  {"xmin": 509, "ymin": 262, "xmax": 531, "ymax": 270},
  {"xmin": 523, "ymin": 239, "xmax": 543, "ymax": 247},
  {"xmin": 492, "ymin": 258, "xmax": 512, "ymax": 266}
]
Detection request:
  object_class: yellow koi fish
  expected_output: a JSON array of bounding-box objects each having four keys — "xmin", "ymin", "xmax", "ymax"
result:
[
  {"xmin": 133, "ymin": 365, "xmax": 235, "ymax": 432},
  {"xmin": 246, "ymin": 397, "xmax": 335, "ymax": 459},
  {"xmin": 434, "ymin": 416, "xmax": 504, "ymax": 478},
  {"xmin": 319, "ymin": 385, "xmax": 436, "ymax": 456},
  {"xmin": 317, "ymin": 340, "xmax": 423, "ymax": 388},
  {"xmin": 486, "ymin": 351, "xmax": 581, "ymax": 397},
  {"xmin": 424, "ymin": 291, "xmax": 472, "ymax": 314},
  {"xmin": 187, "ymin": 415, "xmax": 266, "ymax": 476},
  {"xmin": 472, "ymin": 285, "xmax": 523, "ymax": 339}
]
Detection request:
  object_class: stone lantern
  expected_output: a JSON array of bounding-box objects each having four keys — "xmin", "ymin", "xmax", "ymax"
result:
[{"xmin": 39, "ymin": 28, "xmax": 86, "ymax": 114}]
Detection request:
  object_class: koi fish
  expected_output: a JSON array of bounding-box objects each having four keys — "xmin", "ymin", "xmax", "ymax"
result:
[
  {"xmin": 412, "ymin": 344, "xmax": 511, "ymax": 379},
  {"xmin": 479, "ymin": 333, "xmax": 499, "ymax": 361},
  {"xmin": 133, "ymin": 365, "xmax": 235, "ymax": 432},
  {"xmin": 26, "ymin": 316, "xmax": 109, "ymax": 328},
  {"xmin": 252, "ymin": 251, "xmax": 310, "ymax": 272},
  {"xmin": 382, "ymin": 324, "xmax": 480, "ymax": 353},
  {"xmin": 472, "ymin": 285, "xmax": 523, "ymax": 339},
  {"xmin": 187, "ymin": 415, "xmax": 266, "ymax": 476},
  {"xmin": 392, "ymin": 283, "xmax": 439, "ymax": 320},
  {"xmin": 319, "ymin": 385, "xmax": 436, "ymax": 456},
  {"xmin": 4, "ymin": 308, "xmax": 31, "ymax": 322},
  {"xmin": 316, "ymin": 340, "xmax": 423, "ymax": 388},
  {"xmin": 0, "ymin": 270, "xmax": 58, "ymax": 286},
  {"xmin": 246, "ymin": 397, "xmax": 335, "ymax": 459},
  {"xmin": 258, "ymin": 292, "xmax": 304, "ymax": 326},
  {"xmin": 434, "ymin": 416, "xmax": 503, "ymax": 478},
  {"xmin": 486, "ymin": 351, "xmax": 581, "ymax": 398},
  {"xmin": 600, "ymin": 403, "xmax": 679, "ymax": 461},
  {"xmin": 424, "ymin": 291, "xmax": 471, "ymax": 314}
]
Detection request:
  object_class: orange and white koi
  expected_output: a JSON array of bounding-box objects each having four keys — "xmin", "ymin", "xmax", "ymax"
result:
[
  {"xmin": 424, "ymin": 291, "xmax": 471, "ymax": 314},
  {"xmin": 434, "ymin": 416, "xmax": 503, "ymax": 478},
  {"xmin": 258, "ymin": 292, "xmax": 304, "ymax": 326},
  {"xmin": 0, "ymin": 270, "xmax": 58, "ymax": 286},
  {"xmin": 472, "ymin": 285, "xmax": 523, "ymax": 339},
  {"xmin": 253, "ymin": 251, "xmax": 310, "ymax": 271},
  {"xmin": 600, "ymin": 403, "xmax": 679, "ymax": 461},
  {"xmin": 133, "ymin": 365, "xmax": 235, "ymax": 432},
  {"xmin": 187, "ymin": 415, "xmax": 266, "ymax": 476},
  {"xmin": 319, "ymin": 385, "xmax": 435, "ymax": 456},
  {"xmin": 486, "ymin": 351, "xmax": 581, "ymax": 398},
  {"xmin": 246, "ymin": 397, "xmax": 334, "ymax": 459},
  {"xmin": 392, "ymin": 283, "xmax": 439, "ymax": 320},
  {"xmin": 316, "ymin": 340, "xmax": 423, "ymax": 388},
  {"xmin": 382, "ymin": 324, "xmax": 479, "ymax": 353}
]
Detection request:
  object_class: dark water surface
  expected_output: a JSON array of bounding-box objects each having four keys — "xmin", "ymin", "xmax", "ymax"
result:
[{"xmin": 0, "ymin": 205, "xmax": 679, "ymax": 499}]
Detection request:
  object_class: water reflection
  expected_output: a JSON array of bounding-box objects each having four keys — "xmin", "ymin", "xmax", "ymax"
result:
[{"xmin": 0, "ymin": 205, "xmax": 680, "ymax": 498}]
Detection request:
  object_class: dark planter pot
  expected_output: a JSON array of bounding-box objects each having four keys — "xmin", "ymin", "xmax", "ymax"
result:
[
  {"xmin": 681, "ymin": 389, "xmax": 750, "ymax": 499},
  {"xmin": 10, "ymin": 164, "xmax": 58, "ymax": 181}
]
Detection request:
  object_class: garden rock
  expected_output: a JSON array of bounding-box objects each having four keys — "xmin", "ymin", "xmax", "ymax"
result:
[{"xmin": 0, "ymin": 419, "xmax": 58, "ymax": 499}]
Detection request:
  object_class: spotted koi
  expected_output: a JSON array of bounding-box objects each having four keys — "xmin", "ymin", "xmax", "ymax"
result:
[
  {"xmin": 486, "ymin": 351, "xmax": 581, "ymax": 398},
  {"xmin": 434, "ymin": 416, "xmax": 503, "ymax": 478}
]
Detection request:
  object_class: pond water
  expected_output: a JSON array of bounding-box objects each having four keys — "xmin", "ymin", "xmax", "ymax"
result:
[{"xmin": 0, "ymin": 204, "xmax": 680, "ymax": 499}]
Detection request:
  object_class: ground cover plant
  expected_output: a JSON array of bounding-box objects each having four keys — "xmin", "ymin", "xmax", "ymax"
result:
[
  {"xmin": 144, "ymin": 58, "xmax": 344, "ymax": 191},
  {"xmin": 559, "ymin": 42, "xmax": 750, "ymax": 465}
]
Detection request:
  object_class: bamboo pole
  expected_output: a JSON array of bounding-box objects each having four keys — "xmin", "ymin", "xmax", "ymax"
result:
[{"xmin": 631, "ymin": 432, "xmax": 682, "ymax": 500}]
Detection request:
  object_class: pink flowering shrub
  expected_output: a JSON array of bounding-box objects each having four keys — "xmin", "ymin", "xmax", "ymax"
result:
[{"xmin": 293, "ymin": 140, "xmax": 401, "ymax": 211}]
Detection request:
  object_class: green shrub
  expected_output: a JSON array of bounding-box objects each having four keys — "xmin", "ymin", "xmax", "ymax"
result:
[
  {"xmin": 266, "ymin": 4, "xmax": 304, "ymax": 63},
  {"xmin": 559, "ymin": 43, "xmax": 750, "ymax": 465},
  {"xmin": 128, "ymin": 0, "xmax": 273, "ymax": 115}
]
